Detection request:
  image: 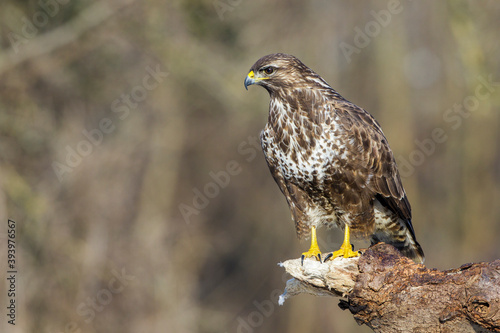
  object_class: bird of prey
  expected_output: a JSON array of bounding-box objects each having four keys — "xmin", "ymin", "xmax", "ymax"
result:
[{"xmin": 244, "ymin": 53, "xmax": 424, "ymax": 264}]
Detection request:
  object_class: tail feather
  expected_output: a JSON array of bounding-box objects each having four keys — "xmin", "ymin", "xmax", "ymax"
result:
[
  {"xmin": 392, "ymin": 233, "xmax": 425, "ymax": 264},
  {"xmin": 372, "ymin": 199, "xmax": 424, "ymax": 264},
  {"xmin": 371, "ymin": 224, "xmax": 425, "ymax": 264}
]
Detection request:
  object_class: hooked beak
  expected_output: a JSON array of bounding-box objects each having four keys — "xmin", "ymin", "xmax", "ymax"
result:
[{"xmin": 244, "ymin": 70, "xmax": 256, "ymax": 90}]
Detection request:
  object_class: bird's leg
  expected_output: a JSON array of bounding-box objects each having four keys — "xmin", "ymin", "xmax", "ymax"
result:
[
  {"xmin": 325, "ymin": 225, "xmax": 359, "ymax": 261},
  {"xmin": 301, "ymin": 226, "xmax": 322, "ymax": 264}
]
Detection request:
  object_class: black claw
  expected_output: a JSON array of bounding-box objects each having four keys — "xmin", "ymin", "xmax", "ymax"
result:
[
  {"xmin": 301, "ymin": 255, "xmax": 305, "ymax": 266},
  {"xmin": 317, "ymin": 253, "xmax": 322, "ymax": 263},
  {"xmin": 351, "ymin": 243, "xmax": 355, "ymax": 251},
  {"xmin": 324, "ymin": 253, "xmax": 333, "ymax": 262}
]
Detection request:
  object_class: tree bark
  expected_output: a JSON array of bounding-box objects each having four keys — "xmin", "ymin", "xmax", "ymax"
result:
[{"xmin": 279, "ymin": 243, "xmax": 500, "ymax": 332}]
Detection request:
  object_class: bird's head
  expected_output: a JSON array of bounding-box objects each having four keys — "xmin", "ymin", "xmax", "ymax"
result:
[{"xmin": 244, "ymin": 53, "xmax": 328, "ymax": 95}]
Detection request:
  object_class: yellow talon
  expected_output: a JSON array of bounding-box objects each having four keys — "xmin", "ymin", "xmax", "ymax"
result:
[
  {"xmin": 329, "ymin": 225, "xmax": 360, "ymax": 260},
  {"xmin": 301, "ymin": 226, "xmax": 322, "ymax": 263}
]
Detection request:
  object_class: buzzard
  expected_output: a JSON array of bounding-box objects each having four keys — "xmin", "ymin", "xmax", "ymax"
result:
[{"xmin": 244, "ymin": 53, "xmax": 424, "ymax": 264}]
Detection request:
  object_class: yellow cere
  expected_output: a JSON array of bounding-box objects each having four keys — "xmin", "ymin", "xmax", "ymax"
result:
[{"xmin": 247, "ymin": 70, "xmax": 270, "ymax": 81}]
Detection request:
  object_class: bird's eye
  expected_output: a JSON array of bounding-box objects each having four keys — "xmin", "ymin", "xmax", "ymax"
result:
[{"xmin": 263, "ymin": 67, "xmax": 275, "ymax": 75}]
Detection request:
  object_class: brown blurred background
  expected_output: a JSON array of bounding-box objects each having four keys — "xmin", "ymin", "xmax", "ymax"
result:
[{"xmin": 0, "ymin": 0, "xmax": 499, "ymax": 332}]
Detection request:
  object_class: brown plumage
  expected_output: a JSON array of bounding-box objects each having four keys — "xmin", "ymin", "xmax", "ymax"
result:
[{"xmin": 245, "ymin": 53, "xmax": 424, "ymax": 263}]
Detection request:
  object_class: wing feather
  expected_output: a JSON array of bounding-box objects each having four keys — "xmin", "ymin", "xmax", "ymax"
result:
[{"xmin": 332, "ymin": 100, "xmax": 412, "ymax": 222}]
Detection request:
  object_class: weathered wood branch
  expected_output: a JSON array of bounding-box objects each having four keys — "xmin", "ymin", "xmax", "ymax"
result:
[{"xmin": 279, "ymin": 243, "xmax": 500, "ymax": 332}]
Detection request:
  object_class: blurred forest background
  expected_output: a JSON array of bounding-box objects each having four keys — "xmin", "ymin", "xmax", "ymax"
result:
[{"xmin": 0, "ymin": 0, "xmax": 499, "ymax": 332}]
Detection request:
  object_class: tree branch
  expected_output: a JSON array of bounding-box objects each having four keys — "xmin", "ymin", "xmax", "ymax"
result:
[
  {"xmin": 0, "ymin": 0, "xmax": 136, "ymax": 76},
  {"xmin": 279, "ymin": 243, "xmax": 500, "ymax": 333}
]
